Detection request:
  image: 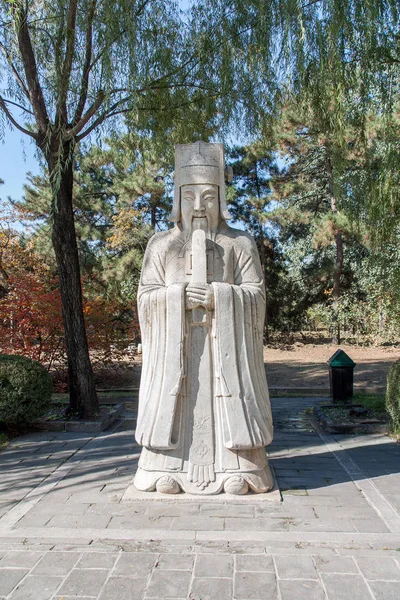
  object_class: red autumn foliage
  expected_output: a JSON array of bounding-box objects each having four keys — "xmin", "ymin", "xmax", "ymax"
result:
[{"xmin": 0, "ymin": 230, "xmax": 140, "ymax": 374}]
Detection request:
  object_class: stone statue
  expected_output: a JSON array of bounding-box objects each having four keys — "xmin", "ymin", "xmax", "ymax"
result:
[{"xmin": 134, "ymin": 141, "xmax": 274, "ymax": 495}]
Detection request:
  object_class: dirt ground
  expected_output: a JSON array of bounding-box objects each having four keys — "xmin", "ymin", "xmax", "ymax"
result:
[
  {"xmin": 263, "ymin": 343, "xmax": 400, "ymax": 390},
  {"xmin": 93, "ymin": 343, "xmax": 400, "ymax": 391}
]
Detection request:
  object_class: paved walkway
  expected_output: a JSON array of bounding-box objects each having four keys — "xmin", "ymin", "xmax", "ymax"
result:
[{"xmin": 0, "ymin": 398, "xmax": 400, "ymax": 599}]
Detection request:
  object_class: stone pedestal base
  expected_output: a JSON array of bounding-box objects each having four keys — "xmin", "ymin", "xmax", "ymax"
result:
[{"xmin": 134, "ymin": 463, "xmax": 275, "ymax": 496}]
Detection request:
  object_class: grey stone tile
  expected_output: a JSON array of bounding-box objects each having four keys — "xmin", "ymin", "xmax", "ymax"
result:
[
  {"xmin": 385, "ymin": 494, "xmax": 400, "ymax": 511},
  {"xmin": 288, "ymin": 519, "xmax": 356, "ymax": 532},
  {"xmin": 314, "ymin": 556, "xmax": 358, "ymax": 573},
  {"xmin": 225, "ymin": 517, "xmax": 289, "ymax": 531},
  {"xmin": 274, "ymin": 555, "xmax": 318, "ymax": 579},
  {"xmin": 0, "ymin": 551, "xmax": 42, "ymax": 568},
  {"xmin": 0, "ymin": 569, "xmax": 28, "ymax": 596},
  {"xmin": 190, "ymin": 577, "xmax": 233, "ymax": 600},
  {"xmin": 8, "ymin": 575, "xmax": 62, "ymax": 600},
  {"xmin": 98, "ymin": 577, "xmax": 148, "ymax": 600},
  {"xmin": 57, "ymin": 569, "xmax": 108, "ymax": 597},
  {"xmin": 321, "ymin": 573, "xmax": 374, "ymax": 600},
  {"xmin": 114, "ymin": 553, "xmax": 156, "ymax": 577},
  {"xmin": 313, "ymin": 506, "xmax": 378, "ymax": 520},
  {"xmin": 352, "ymin": 519, "xmax": 390, "ymax": 533},
  {"xmin": 29, "ymin": 502, "xmax": 88, "ymax": 516},
  {"xmin": 355, "ymin": 557, "xmax": 400, "ymax": 580},
  {"xmin": 76, "ymin": 552, "xmax": 118, "ymax": 569},
  {"xmin": 170, "ymin": 517, "xmax": 224, "ymax": 530},
  {"xmin": 109, "ymin": 516, "xmax": 173, "ymax": 529},
  {"xmin": 234, "ymin": 571, "xmax": 277, "ymax": 599},
  {"xmin": 146, "ymin": 569, "xmax": 191, "ymax": 598},
  {"xmin": 145, "ymin": 503, "xmax": 201, "ymax": 517},
  {"xmin": 255, "ymin": 506, "xmax": 316, "ymax": 520},
  {"xmin": 306, "ymin": 484, "xmax": 362, "ymax": 497},
  {"xmin": 194, "ymin": 553, "xmax": 233, "ymax": 578},
  {"xmin": 235, "ymin": 554, "xmax": 274, "ymax": 572},
  {"xmin": 200, "ymin": 504, "xmax": 255, "ymax": 517},
  {"xmin": 155, "ymin": 553, "xmax": 194, "ymax": 570},
  {"xmin": 15, "ymin": 515, "xmax": 53, "ymax": 528},
  {"xmin": 368, "ymin": 581, "xmax": 400, "ymax": 600},
  {"xmin": 279, "ymin": 579, "xmax": 326, "ymax": 600},
  {"xmin": 32, "ymin": 552, "xmax": 81, "ymax": 576},
  {"xmin": 46, "ymin": 514, "xmax": 112, "ymax": 529}
]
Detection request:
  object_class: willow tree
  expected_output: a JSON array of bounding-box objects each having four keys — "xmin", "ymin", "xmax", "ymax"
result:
[
  {"xmin": 283, "ymin": 1, "xmax": 400, "ymax": 242},
  {"xmin": 0, "ymin": 0, "xmax": 292, "ymax": 417},
  {"xmin": 0, "ymin": 0, "xmax": 222, "ymax": 417}
]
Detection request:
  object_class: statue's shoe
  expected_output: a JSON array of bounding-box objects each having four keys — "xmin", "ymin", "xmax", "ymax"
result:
[
  {"xmin": 224, "ymin": 476, "xmax": 249, "ymax": 495},
  {"xmin": 156, "ymin": 476, "xmax": 181, "ymax": 494}
]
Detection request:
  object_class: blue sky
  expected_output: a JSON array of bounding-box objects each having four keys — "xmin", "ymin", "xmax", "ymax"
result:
[{"xmin": 0, "ymin": 128, "xmax": 41, "ymax": 203}]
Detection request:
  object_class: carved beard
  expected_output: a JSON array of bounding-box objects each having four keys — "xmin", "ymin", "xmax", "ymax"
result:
[{"xmin": 191, "ymin": 216, "xmax": 208, "ymax": 232}]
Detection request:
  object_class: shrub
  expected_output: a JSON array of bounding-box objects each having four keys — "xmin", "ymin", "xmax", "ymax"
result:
[
  {"xmin": 0, "ymin": 354, "xmax": 53, "ymax": 424},
  {"xmin": 386, "ymin": 359, "xmax": 400, "ymax": 433}
]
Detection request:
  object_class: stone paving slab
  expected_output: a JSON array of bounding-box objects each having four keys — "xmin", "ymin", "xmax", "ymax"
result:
[{"xmin": 0, "ymin": 397, "xmax": 400, "ymax": 599}]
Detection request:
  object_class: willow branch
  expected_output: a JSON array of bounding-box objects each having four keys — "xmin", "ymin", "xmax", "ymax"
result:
[
  {"xmin": 0, "ymin": 94, "xmax": 38, "ymax": 140},
  {"xmin": 1, "ymin": 98, "xmax": 34, "ymax": 115},
  {"xmin": 14, "ymin": 5, "xmax": 49, "ymax": 133},
  {"xmin": 0, "ymin": 42, "xmax": 30, "ymax": 98},
  {"xmin": 73, "ymin": 0, "xmax": 96, "ymax": 124},
  {"xmin": 67, "ymin": 90, "xmax": 105, "ymax": 138},
  {"xmin": 76, "ymin": 100, "xmax": 131, "ymax": 141},
  {"xmin": 57, "ymin": 0, "xmax": 78, "ymax": 122}
]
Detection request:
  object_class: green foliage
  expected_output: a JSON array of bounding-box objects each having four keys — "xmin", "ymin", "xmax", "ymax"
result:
[
  {"xmin": 0, "ymin": 354, "xmax": 53, "ymax": 424},
  {"xmin": 354, "ymin": 394, "xmax": 386, "ymax": 413},
  {"xmin": 16, "ymin": 133, "xmax": 174, "ymax": 305},
  {"xmin": 386, "ymin": 360, "xmax": 400, "ymax": 433}
]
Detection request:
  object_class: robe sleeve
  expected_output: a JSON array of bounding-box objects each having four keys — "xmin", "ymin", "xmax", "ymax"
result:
[
  {"xmin": 212, "ymin": 234, "xmax": 273, "ymax": 449},
  {"xmin": 135, "ymin": 234, "xmax": 186, "ymax": 450}
]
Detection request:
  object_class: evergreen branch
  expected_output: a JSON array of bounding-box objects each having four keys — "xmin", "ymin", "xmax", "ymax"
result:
[
  {"xmin": 73, "ymin": 0, "xmax": 96, "ymax": 124},
  {"xmin": 301, "ymin": 0, "xmax": 322, "ymax": 8},
  {"xmin": 13, "ymin": 4, "xmax": 49, "ymax": 133},
  {"xmin": 0, "ymin": 94, "xmax": 37, "ymax": 140},
  {"xmin": 134, "ymin": 0, "xmax": 152, "ymax": 18}
]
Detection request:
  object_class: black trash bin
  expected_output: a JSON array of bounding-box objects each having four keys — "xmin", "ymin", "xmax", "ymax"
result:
[{"xmin": 328, "ymin": 349, "xmax": 356, "ymax": 403}]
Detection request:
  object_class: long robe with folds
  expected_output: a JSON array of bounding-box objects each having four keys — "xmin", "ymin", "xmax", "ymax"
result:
[{"xmin": 134, "ymin": 222, "xmax": 274, "ymax": 494}]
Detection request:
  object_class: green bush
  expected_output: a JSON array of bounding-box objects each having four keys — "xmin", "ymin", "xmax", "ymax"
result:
[
  {"xmin": 386, "ymin": 359, "xmax": 400, "ymax": 433},
  {"xmin": 0, "ymin": 354, "xmax": 53, "ymax": 424}
]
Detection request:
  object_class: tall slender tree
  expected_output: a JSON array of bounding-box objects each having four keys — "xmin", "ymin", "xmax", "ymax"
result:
[{"xmin": 0, "ymin": 0, "xmax": 222, "ymax": 416}]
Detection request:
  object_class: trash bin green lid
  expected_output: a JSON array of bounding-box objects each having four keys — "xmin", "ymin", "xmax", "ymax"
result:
[{"xmin": 328, "ymin": 349, "xmax": 356, "ymax": 368}]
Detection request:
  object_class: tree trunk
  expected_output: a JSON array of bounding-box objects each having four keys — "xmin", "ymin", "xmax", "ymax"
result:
[
  {"xmin": 326, "ymin": 154, "xmax": 343, "ymax": 345},
  {"xmin": 48, "ymin": 143, "xmax": 99, "ymax": 418},
  {"xmin": 151, "ymin": 203, "xmax": 157, "ymax": 230}
]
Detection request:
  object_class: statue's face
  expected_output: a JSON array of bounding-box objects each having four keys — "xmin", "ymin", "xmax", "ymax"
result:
[{"xmin": 180, "ymin": 184, "xmax": 220, "ymax": 233}]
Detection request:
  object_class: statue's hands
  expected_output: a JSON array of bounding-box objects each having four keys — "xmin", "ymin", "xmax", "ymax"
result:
[{"xmin": 186, "ymin": 284, "xmax": 214, "ymax": 310}]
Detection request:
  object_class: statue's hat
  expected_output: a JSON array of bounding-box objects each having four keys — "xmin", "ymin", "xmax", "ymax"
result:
[{"xmin": 170, "ymin": 141, "xmax": 231, "ymax": 222}]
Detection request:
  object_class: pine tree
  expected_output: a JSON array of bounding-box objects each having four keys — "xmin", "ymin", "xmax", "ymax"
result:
[{"xmin": 271, "ymin": 101, "xmax": 355, "ymax": 344}]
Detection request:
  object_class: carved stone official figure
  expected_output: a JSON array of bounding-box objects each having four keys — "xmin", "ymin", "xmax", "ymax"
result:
[{"xmin": 134, "ymin": 141, "xmax": 274, "ymax": 495}]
